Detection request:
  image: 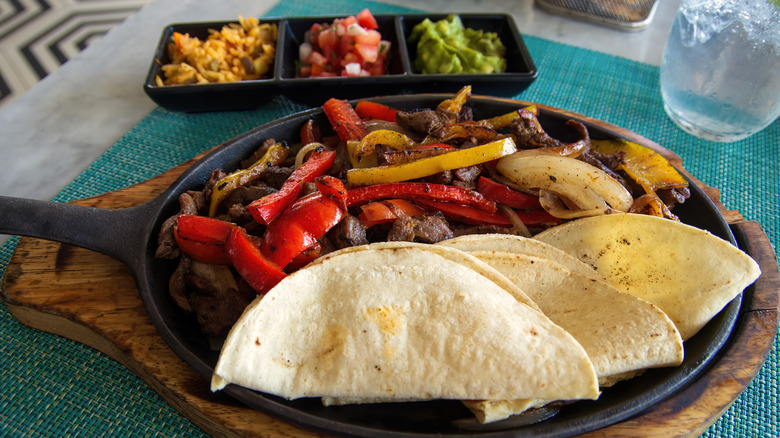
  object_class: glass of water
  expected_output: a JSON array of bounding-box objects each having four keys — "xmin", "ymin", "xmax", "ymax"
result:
[{"xmin": 660, "ymin": 0, "xmax": 780, "ymax": 142}]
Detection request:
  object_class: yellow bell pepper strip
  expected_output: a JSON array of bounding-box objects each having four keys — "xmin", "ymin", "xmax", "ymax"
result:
[
  {"xmin": 247, "ymin": 147, "xmax": 336, "ymax": 225},
  {"xmin": 590, "ymin": 139, "xmax": 688, "ymax": 219},
  {"xmin": 208, "ymin": 142, "xmax": 289, "ymax": 217},
  {"xmin": 346, "ymin": 137, "xmax": 517, "ymax": 186},
  {"xmin": 349, "ymin": 129, "xmax": 418, "ymax": 168},
  {"xmin": 346, "ymin": 182, "xmax": 498, "ymax": 213},
  {"xmin": 477, "ymin": 104, "xmax": 539, "ymax": 130},
  {"xmin": 323, "ymin": 98, "xmax": 369, "ymax": 144},
  {"xmin": 436, "ymin": 85, "xmax": 471, "ymax": 121}
]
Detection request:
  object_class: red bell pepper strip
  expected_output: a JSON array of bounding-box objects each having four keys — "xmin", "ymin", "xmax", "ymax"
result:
[
  {"xmin": 286, "ymin": 241, "xmax": 324, "ymax": 272},
  {"xmin": 173, "ymin": 227, "xmax": 231, "ymax": 265},
  {"xmin": 300, "ymin": 119, "xmax": 322, "ymax": 146},
  {"xmin": 323, "ymin": 98, "xmax": 369, "ymax": 144},
  {"xmin": 225, "ymin": 227, "xmax": 287, "ymax": 294},
  {"xmin": 477, "ymin": 176, "xmax": 541, "ymax": 210},
  {"xmin": 346, "ymin": 182, "xmax": 497, "ymax": 213},
  {"xmin": 355, "ymin": 100, "xmax": 397, "ymax": 122},
  {"xmin": 315, "ymin": 175, "xmax": 348, "ymax": 210},
  {"xmin": 357, "ymin": 199, "xmax": 427, "ymax": 227},
  {"xmin": 415, "ymin": 199, "xmax": 560, "ymax": 227},
  {"xmin": 247, "ymin": 148, "xmax": 336, "ymax": 225},
  {"xmin": 176, "ymin": 214, "xmax": 235, "ymax": 244},
  {"xmin": 414, "ymin": 199, "xmax": 513, "ymax": 226},
  {"xmin": 261, "ymin": 192, "xmax": 346, "ymax": 268}
]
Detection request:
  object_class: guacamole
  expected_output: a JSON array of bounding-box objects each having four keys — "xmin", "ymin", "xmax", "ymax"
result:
[{"xmin": 408, "ymin": 15, "xmax": 507, "ymax": 74}]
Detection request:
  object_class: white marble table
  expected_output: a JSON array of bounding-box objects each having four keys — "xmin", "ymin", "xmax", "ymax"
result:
[{"xmin": 0, "ymin": 0, "xmax": 680, "ymax": 244}]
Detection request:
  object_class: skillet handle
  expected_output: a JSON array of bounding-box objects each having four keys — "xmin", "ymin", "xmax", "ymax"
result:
[{"xmin": 0, "ymin": 195, "xmax": 158, "ymax": 266}]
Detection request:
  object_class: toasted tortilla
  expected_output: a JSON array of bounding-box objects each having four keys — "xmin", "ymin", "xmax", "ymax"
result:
[
  {"xmin": 437, "ymin": 234, "xmax": 605, "ymax": 282},
  {"xmin": 534, "ymin": 213, "xmax": 762, "ymax": 340},
  {"xmin": 467, "ymin": 250, "xmax": 684, "ymax": 383},
  {"xmin": 211, "ymin": 246, "xmax": 599, "ymax": 404}
]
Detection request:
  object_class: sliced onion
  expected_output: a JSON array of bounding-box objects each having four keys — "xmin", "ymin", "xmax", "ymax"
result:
[
  {"xmin": 294, "ymin": 142, "xmax": 324, "ymax": 168},
  {"xmin": 362, "ymin": 119, "xmax": 421, "ymax": 140},
  {"xmin": 498, "ymin": 204, "xmax": 532, "ymax": 237},
  {"xmin": 299, "ymin": 42, "xmax": 312, "ymax": 63},
  {"xmin": 496, "ymin": 154, "xmax": 633, "ymax": 213},
  {"xmin": 539, "ymin": 190, "xmax": 617, "ymax": 219}
]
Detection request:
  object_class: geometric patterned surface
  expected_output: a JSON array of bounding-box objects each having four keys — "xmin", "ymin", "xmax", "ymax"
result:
[{"xmin": 0, "ymin": 0, "xmax": 153, "ymax": 110}]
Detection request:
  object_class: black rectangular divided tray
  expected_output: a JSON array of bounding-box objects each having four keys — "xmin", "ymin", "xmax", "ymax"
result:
[{"xmin": 143, "ymin": 13, "xmax": 538, "ymax": 112}]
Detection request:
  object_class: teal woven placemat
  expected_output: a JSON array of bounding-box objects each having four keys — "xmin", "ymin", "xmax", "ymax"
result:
[{"xmin": 1, "ymin": 0, "xmax": 777, "ymax": 436}]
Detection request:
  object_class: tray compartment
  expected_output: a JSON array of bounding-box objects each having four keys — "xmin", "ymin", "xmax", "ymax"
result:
[{"xmin": 143, "ymin": 13, "xmax": 538, "ymax": 112}]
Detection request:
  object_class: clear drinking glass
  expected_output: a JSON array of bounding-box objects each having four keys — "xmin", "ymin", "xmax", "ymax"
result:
[{"xmin": 659, "ymin": 0, "xmax": 780, "ymax": 142}]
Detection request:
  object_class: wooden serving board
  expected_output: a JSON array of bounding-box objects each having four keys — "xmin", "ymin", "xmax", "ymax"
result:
[{"xmin": 2, "ymin": 144, "xmax": 779, "ymax": 437}]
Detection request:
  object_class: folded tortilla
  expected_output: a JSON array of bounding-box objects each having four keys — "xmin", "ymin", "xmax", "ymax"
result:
[
  {"xmin": 310, "ymin": 240, "xmax": 543, "ymax": 313},
  {"xmin": 437, "ymin": 233, "xmax": 605, "ymax": 282},
  {"xmin": 534, "ymin": 213, "xmax": 762, "ymax": 340},
  {"xmin": 211, "ymin": 245, "xmax": 599, "ymax": 404},
  {"xmin": 467, "ymin": 250, "xmax": 684, "ymax": 383}
]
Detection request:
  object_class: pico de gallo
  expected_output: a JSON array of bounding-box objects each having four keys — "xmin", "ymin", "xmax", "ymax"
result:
[
  {"xmin": 155, "ymin": 85, "xmax": 690, "ymax": 337},
  {"xmin": 297, "ymin": 9, "xmax": 392, "ymax": 78}
]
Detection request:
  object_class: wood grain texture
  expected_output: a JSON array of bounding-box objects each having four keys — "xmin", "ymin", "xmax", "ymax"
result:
[{"xmin": 2, "ymin": 129, "xmax": 778, "ymax": 437}]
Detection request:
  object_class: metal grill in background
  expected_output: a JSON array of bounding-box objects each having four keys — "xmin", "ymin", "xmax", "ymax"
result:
[{"xmin": 535, "ymin": 0, "xmax": 660, "ymax": 30}]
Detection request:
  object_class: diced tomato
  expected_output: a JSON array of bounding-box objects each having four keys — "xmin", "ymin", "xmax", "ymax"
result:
[
  {"xmin": 318, "ymin": 28, "xmax": 338, "ymax": 49},
  {"xmin": 357, "ymin": 8, "xmax": 379, "ymax": 29},
  {"xmin": 340, "ymin": 51, "xmax": 361, "ymax": 67},
  {"xmin": 339, "ymin": 35, "xmax": 356, "ymax": 57},
  {"xmin": 311, "ymin": 63, "xmax": 328, "ymax": 76},
  {"xmin": 340, "ymin": 15, "xmax": 358, "ymax": 28},
  {"xmin": 355, "ymin": 43, "xmax": 378, "ymax": 63},
  {"xmin": 362, "ymin": 62, "xmax": 386, "ymax": 76},
  {"xmin": 309, "ymin": 23, "xmax": 324, "ymax": 36},
  {"xmin": 355, "ymin": 29, "xmax": 381, "ymax": 45},
  {"xmin": 297, "ymin": 11, "xmax": 386, "ymax": 78},
  {"xmin": 225, "ymin": 227, "xmax": 287, "ymax": 294},
  {"xmin": 298, "ymin": 65, "xmax": 312, "ymax": 77}
]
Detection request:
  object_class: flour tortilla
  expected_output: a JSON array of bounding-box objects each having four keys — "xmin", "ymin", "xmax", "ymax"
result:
[
  {"xmin": 467, "ymin": 250, "xmax": 684, "ymax": 384},
  {"xmin": 534, "ymin": 213, "xmax": 762, "ymax": 340},
  {"xmin": 437, "ymin": 234, "xmax": 605, "ymax": 282},
  {"xmin": 310, "ymin": 241, "xmax": 543, "ymax": 313},
  {"xmin": 211, "ymin": 246, "xmax": 599, "ymax": 404}
]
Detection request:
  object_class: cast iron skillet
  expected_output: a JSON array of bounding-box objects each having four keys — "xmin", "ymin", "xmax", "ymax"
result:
[{"xmin": 0, "ymin": 95, "xmax": 743, "ymax": 437}]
